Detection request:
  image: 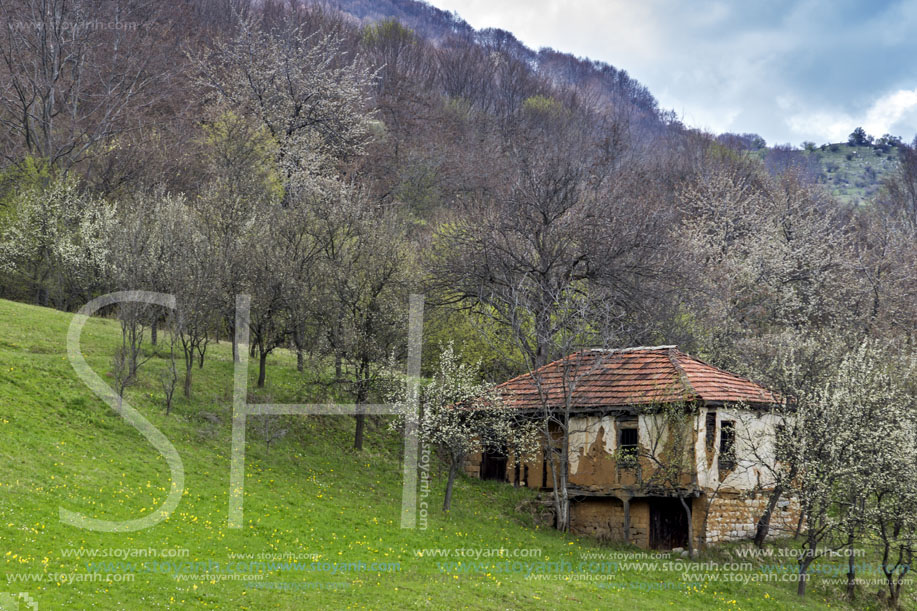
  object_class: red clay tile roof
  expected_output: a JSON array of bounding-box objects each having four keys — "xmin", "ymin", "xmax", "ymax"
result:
[{"xmin": 495, "ymin": 346, "xmax": 777, "ymax": 410}]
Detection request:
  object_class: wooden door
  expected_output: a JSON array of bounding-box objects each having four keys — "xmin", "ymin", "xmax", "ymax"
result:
[
  {"xmin": 649, "ymin": 498, "xmax": 689, "ymax": 549},
  {"xmin": 480, "ymin": 449, "xmax": 507, "ymax": 481}
]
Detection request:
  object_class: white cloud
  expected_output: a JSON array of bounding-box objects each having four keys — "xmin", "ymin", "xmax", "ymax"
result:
[
  {"xmin": 785, "ymin": 88, "xmax": 917, "ymax": 143},
  {"xmin": 864, "ymin": 89, "xmax": 917, "ymax": 137},
  {"xmin": 428, "ymin": 0, "xmax": 663, "ymax": 62}
]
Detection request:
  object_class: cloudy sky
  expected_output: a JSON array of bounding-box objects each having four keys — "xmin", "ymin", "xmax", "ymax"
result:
[{"xmin": 426, "ymin": 0, "xmax": 917, "ymax": 146}]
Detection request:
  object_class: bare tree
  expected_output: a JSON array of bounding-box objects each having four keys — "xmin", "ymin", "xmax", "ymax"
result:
[
  {"xmin": 159, "ymin": 313, "xmax": 178, "ymax": 415},
  {"xmin": 111, "ymin": 301, "xmax": 155, "ymax": 405},
  {"xmin": 163, "ymin": 198, "xmax": 218, "ymax": 398},
  {"xmin": 314, "ymin": 185, "xmax": 412, "ymax": 450},
  {"xmin": 429, "ymin": 104, "xmax": 671, "ymax": 528},
  {"xmin": 0, "ymin": 0, "xmax": 175, "ymax": 170},
  {"xmin": 194, "ymin": 118, "xmax": 278, "ymax": 364},
  {"xmin": 884, "ymin": 137, "xmax": 917, "ymax": 231}
]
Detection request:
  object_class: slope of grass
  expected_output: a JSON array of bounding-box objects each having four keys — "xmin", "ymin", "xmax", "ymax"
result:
[
  {"xmin": 0, "ymin": 298, "xmax": 895, "ymax": 609},
  {"xmin": 757, "ymin": 143, "xmax": 900, "ymax": 205},
  {"xmin": 808, "ymin": 144, "xmax": 899, "ymax": 204}
]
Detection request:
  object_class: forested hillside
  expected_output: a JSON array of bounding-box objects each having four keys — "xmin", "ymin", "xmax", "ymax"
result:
[{"xmin": 326, "ymin": 0, "xmax": 908, "ymax": 206}]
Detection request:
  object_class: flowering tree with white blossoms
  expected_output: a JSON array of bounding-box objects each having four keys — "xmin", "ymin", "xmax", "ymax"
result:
[
  {"xmin": 391, "ymin": 344, "xmax": 540, "ymax": 512},
  {"xmin": 786, "ymin": 340, "xmax": 917, "ymax": 600},
  {"xmin": 846, "ymin": 342, "xmax": 917, "ymax": 609},
  {"xmin": 0, "ymin": 176, "xmax": 113, "ymax": 308}
]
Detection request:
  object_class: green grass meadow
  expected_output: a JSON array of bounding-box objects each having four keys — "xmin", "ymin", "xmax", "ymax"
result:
[{"xmin": 0, "ymin": 299, "xmax": 906, "ymax": 609}]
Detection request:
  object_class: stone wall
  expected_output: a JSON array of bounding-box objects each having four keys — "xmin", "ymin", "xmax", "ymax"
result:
[
  {"xmin": 463, "ymin": 453, "xmax": 481, "ymax": 478},
  {"xmin": 629, "ymin": 499, "xmax": 650, "ymax": 548},
  {"xmin": 568, "ymin": 498, "xmax": 651, "ymax": 548},
  {"xmin": 704, "ymin": 492, "xmax": 800, "ymax": 544},
  {"xmin": 570, "ymin": 498, "xmax": 624, "ymax": 540}
]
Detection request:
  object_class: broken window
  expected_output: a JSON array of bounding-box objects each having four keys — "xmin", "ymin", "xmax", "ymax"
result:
[
  {"xmin": 719, "ymin": 420, "xmax": 736, "ymax": 471},
  {"xmin": 705, "ymin": 411, "xmax": 717, "ymax": 449},
  {"xmin": 618, "ymin": 427, "xmax": 638, "ymax": 462}
]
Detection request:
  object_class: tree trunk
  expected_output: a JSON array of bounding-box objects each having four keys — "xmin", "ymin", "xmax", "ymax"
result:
[
  {"xmin": 885, "ymin": 569, "xmax": 901, "ymax": 609},
  {"xmin": 845, "ymin": 529, "xmax": 857, "ymax": 601},
  {"xmin": 794, "ymin": 510, "xmax": 805, "ymax": 539},
  {"xmin": 443, "ymin": 460, "xmax": 458, "ymax": 512},
  {"xmin": 557, "ymin": 470, "xmax": 570, "ymax": 531},
  {"xmin": 184, "ymin": 359, "xmax": 192, "ymax": 399},
  {"xmin": 353, "ymin": 363, "xmax": 369, "ymax": 450},
  {"xmin": 533, "ymin": 309, "xmax": 551, "ymax": 369},
  {"xmin": 545, "ymin": 421, "xmax": 571, "ymax": 532},
  {"xmin": 293, "ymin": 326, "xmax": 305, "ymax": 372},
  {"xmin": 353, "ymin": 413, "xmax": 365, "ymax": 451},
  {"xmin": 680, "ymin": 495, "xmax": 695, "ymax": 559},
  {"xmin": 881, "ymin": 540, "xmax": 907, "ymax": 610},
  {"xmin": 797, "ymin": 534, "xmax": 816, "ymax": 597},
  {"xmin": 151, "ymin": 323, "xmax": 157, "ymax": 347},
  {"xmin": 556, "ymin": 412, "xmax": 571, "ymax": 532},
  {"xmin": 754, "ymin": 484, "xmax": 783, "ymax": 548},
  {"xmin": 797, "ymin": 564, "xmax": 809, "ymax": 597},
  {"xmin": 257, "ymin": 351, "xmax": 267, "ymax": 388}
]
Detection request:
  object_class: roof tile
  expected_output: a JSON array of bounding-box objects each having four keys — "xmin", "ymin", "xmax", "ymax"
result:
[{"xmin": 496, "ymin": 346, "xmax": 777, "ymax": 410}]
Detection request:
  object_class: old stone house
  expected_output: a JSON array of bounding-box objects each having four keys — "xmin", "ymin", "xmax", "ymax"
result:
[{"xmin": 465, "ymin": 346, "xmax": 799, "ymax": 550}]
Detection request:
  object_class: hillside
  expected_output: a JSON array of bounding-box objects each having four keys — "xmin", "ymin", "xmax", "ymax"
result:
[
  {"xmin": 0, "ymin": 299, "xmax": 897, "ymax": 609},
  {"xmin": 758, "ymin": 143, "xmax": 901, "ymax": 205},
  {"xmin": 321, "ymin": 0, "xmax": 663, "ymax": 122},
  {"xmin": 327, "ymin": 0, "xmax": 905, "ymax": 207}
]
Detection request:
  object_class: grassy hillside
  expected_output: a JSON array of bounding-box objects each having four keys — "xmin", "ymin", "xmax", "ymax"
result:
[
  {"xmin": 0, "ymin": 299, "xmax": 896, "ymax": 609},
  {"xmin": 760, "ymin": 143, "xmax": 900, "ymax": 205}
]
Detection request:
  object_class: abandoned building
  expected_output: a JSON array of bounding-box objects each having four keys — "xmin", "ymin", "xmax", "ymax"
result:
[{"xmin": 465, "ymin": 345, "xmax": 800, "ymax": 550}]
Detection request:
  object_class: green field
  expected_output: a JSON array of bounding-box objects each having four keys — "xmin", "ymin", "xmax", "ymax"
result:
[{"xmin": 0, "ymin": 298, "xmax": 905, "ymax": 609}]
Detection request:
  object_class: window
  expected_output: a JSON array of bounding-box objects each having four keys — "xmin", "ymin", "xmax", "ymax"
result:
[
  {"xmin": 719, "ymin": 420, "xmax": 736, "ymax": 471},
  {"xmin": 619, "ymin": 427, "xmax": 638, "ymax": 460},
  {"xmin": 705, "ymin": 411, "xmax": 717, "ymax": 449}
]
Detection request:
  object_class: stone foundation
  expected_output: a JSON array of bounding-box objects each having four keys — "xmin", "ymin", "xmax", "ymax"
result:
[
  {"xmin": 704, "ymin": 492, "xmax": 800, "ymax": 544},
  {"xmin": 569, "ymin": 498, "xmax": 651, "ymax": 547},
  {"xmin": 565, "ymin": 492, "xmax": 799, "ymax": 549},
  {"xmin": 465, "ymin": 455, "xmax": 801, "ymax": 549}
]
